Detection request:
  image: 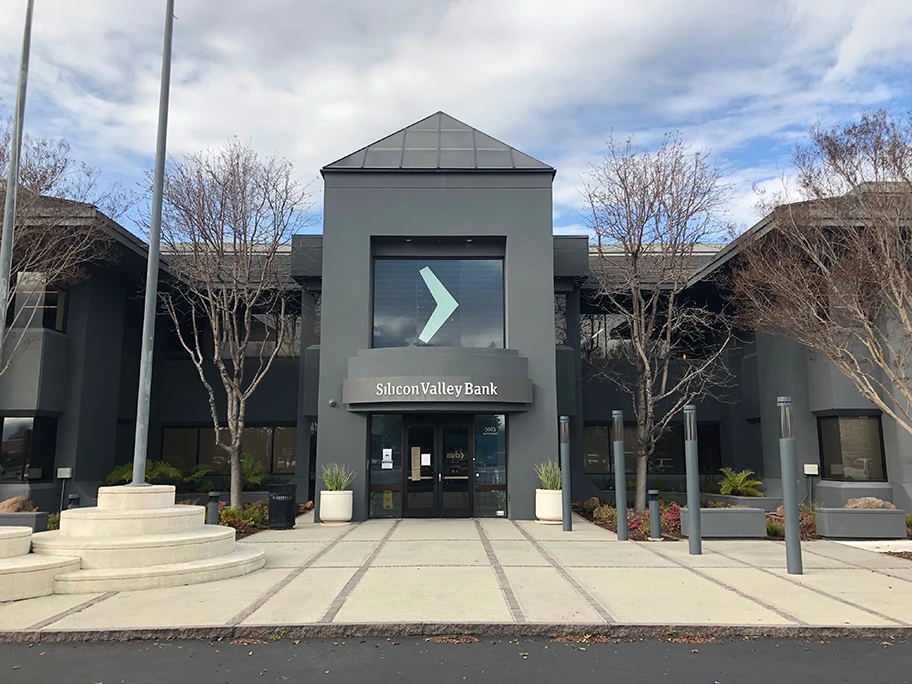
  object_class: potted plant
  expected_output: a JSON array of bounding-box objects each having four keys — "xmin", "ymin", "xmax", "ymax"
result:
[
  {"xmin": 320, "ymin": 463, "xmax": 356, "ymax": 524},
  {"xmin": 533, "ymin": 460, "xmax": 562, "ymax": 524}
]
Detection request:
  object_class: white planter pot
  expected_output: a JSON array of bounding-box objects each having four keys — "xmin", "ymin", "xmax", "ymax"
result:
[
  {"xmin": 535, "ymin": 489, "xmax": 563, "ymax": 524},
  {"xmin": 319, "ymin": 490, "xmax": 353, "ymax": 525}
]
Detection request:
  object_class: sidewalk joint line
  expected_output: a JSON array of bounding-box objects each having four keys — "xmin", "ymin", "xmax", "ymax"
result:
[
  {"xmin": 510, "ymin": 520, "xmax": 616, "ymax": 624},
  {"xmin": 227, "ymin": 523, "xmax": 359, "ymax": 626},
  {"xmin": 318, "ymin": 520, "xmax": 402, "ymax": 624},
  {"xmin": 475, "ymin": 520, "xmax": 526, "ymax": 623},
  {"xmin": 800, "ymin": 544, "xmax": 912, "ymax": 585},
  {"xmin": 28, "ymin": 591, "xmax": 118, "ymax": 630},
  {"xmin": 638, "ymin": 542, "xmax": 808, "ymax": 625},
  {"xmin": 705, "ymin": 544, "xmax": 907, "ymax": 627}
]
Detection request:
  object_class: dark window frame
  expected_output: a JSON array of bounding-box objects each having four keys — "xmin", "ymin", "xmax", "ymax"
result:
[
  {"xmin": 159, "ymin": 424, "xmax": 298, "ymax": 476},
  {"xmin": 816, "ymin": 414, "xmax": 887, "ymax": 482},
  {"xmin": 370, "ymin": 256, "xmax": 506, "ymax": 350}
]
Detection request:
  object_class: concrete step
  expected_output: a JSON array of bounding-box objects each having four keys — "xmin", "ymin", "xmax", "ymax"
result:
[
  {"xmin": 52, "ymin": 543, "xmax": 266, "ymax": 594},
  {"xmin": 0, "ymin": 555, "xmax": 81, "ymax": 602},
  {"xmin": 31, "ymin": 526, "xmax": 236, "ymax": 569},
  {"xmin": 58, "ymin": 505, "xmax": 204, "ymax": 538},
  {"xmin": 97, "ymin": 484, "xmax": 176, "ymax": 511},
  {"xmin": 0, "ymin": 526, "xmax": 32, "ymax": 559}
]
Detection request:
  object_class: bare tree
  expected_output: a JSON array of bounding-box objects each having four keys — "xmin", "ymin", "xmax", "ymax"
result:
[
  {"xmin": 0, "ymin": 112, "xmax": 126, "ymax": 374},
  {"xmin": 157, "ymin": 138, "xmax": 312, "ymax": 506},
  {"xmin": 729, "ymin": 110, "xmax": 912, "ymax": 438},
  {"xmin": 583, "ymin": 133, "xmax": 734, "ymax": 513}
]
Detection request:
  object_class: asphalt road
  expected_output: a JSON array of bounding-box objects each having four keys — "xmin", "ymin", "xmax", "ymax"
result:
[{"xmin": 1, "ymin": 636, "xmax": 911, "ymax": 684}]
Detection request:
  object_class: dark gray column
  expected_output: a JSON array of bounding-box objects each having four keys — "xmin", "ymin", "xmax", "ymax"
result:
[{"xmin": 292, "ymin": 290, "xmax": 316, "ymax": 502}]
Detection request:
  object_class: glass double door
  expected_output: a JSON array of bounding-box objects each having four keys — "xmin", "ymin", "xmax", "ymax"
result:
[{"xmin": 404, "ymin": 421, "xmax": 472, "ymax": 517}]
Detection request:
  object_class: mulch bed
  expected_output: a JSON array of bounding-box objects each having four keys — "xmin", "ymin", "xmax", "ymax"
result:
[
  {"xmin": 572, "ymin": 505, "xmax": 680, "ymax": 541},
  {"xmin": 886, "ymin": 551, "xmax": 912, "ymax": 562}
]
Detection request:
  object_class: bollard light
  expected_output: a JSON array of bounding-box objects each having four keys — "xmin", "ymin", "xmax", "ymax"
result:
[
  {"xmin": 683, "ymin": 404, "xmax": 702, "ymax": 555},
  {"xmin": 67, "ymin": 493, "xmax": 80, "ymax": 510},
  {"xmin": 559, "ymin": 416, "xmax": 572, "ymax": 532},
  {"xmin": 611, "ymin": 410, "xmax": 628, "ymax": 541},
  {"xmin": 207, "ymin": 491, "xmax": 220, "ymax": 526},
  {"xmin": 647, "ymin": 489, "xmax": 661, "ymax": 540},
  {"xmin": 777, "ymin": 396, "xmax": 803, "ymax": 575}
]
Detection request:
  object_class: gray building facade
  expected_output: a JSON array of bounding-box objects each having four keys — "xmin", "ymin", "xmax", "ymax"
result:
[{"xmin": 0, "ymin": 112, "xmax": 906, "ymax": 518}]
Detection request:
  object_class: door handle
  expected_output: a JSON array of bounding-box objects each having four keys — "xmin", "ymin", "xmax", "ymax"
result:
[{"xmin": 438, "ymin": 473, "xmax": 442, "ymax": 483}]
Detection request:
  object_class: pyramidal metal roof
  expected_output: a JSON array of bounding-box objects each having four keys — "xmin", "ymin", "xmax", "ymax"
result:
[{"xmin": 322, "ymin": 111, "xmax": 554, "ymax": 173}]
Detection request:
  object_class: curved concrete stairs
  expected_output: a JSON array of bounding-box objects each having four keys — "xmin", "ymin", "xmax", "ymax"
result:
[
  {"xmin": 15, "ymin": 484, "xmax": 266, "ymax": 596},
  {"xmin": 0, "ymin": 526, "xmax": 80, "ymax": 601}
]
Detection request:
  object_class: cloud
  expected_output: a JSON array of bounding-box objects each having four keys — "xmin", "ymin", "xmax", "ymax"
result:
[{"xmin": 1, "ymin": 0, "xmax": 910, "ymax": 235}]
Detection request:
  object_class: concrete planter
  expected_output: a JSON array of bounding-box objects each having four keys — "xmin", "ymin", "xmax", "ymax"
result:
[
  {"xmin": 680, "ymin": 507, "xmax": 766, "ymax": 538},
  {"xmin": 0, "ymin": 511, "xmax": 49, "ymax": 532},
  {"xmin": 815, "ymin": 508, "xmax": 907, "ymax": 540},
  {"xmin": 319, "ymin": 490, "xmax": 353, "ymax": 524},
  {"xmin": 657, "ymin": 492, "xmax": 782, "ymax": 512},
  {"xmin": 535, "ymin": 489, "xmax": 562, "ymax": 524}
]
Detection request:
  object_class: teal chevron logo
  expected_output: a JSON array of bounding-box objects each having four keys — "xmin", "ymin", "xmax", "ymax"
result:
[{"xmin": 418, "ymin": 266, "xmax": 458, "ymax": 343}]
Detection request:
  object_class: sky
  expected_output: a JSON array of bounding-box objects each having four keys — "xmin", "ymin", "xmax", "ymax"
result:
[{"xmin": 1, "ymin": 0, "xmax": 910, "ymax": 237}]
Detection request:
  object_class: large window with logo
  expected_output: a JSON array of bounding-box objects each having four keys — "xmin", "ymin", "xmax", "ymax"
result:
[
  {"xmin": 372, "ymin": 259, "xmax": 504, "ymax": 348},
  {"xmin": 0, "ymin": 416, "xmax": 57, "ymax": 483}
]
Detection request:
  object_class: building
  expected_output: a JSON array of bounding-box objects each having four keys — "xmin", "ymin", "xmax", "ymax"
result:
[{"xmin": 0, "ymin": 112, "xmax": 905, "ymax": 518}]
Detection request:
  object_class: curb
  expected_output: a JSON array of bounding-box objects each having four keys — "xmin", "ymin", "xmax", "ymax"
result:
[{"xmin": 1, "ymin": 623, "xmax": 910, "ymax": 643}]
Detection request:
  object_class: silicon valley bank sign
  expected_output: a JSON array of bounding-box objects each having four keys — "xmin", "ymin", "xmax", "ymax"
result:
[{"xmin": 342, "ymin": 376, "xmax": 533, "ymax": 405}]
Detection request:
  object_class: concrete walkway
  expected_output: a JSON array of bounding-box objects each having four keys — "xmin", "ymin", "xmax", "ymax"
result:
[{"xmin": 3, "ymin": 513, "xmax": 912, "ymax": 639}]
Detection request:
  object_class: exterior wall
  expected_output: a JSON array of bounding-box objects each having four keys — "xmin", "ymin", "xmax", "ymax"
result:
[{"xmin": 317, "ymin": 172, "xmax": 558, "ymax": 521}]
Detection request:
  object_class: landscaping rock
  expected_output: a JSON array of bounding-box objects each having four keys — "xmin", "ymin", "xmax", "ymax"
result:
[
  {"xmin": 844, "ymin": 497, "xmax": 896, "ymax": 510},
  {"xmin": 581, "ymin": 496, "xmax": 602, "ymax": 514},
  {"xmin": 0, "ymin": 496, "xmax": 37, "ymax": 513}
]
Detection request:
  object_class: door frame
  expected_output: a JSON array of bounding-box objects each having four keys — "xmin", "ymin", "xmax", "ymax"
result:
[{"xmin": 402, "ymin": 415, "xmax": 474, "ymax": 518}]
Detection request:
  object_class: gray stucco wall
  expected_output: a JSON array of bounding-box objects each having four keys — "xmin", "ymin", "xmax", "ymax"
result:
[{"xmin": 317, "ymin": 171, "xmax": 558, "ymax": 521}]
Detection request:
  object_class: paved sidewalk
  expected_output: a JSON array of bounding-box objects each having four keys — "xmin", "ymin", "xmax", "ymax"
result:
[{"xmin": 3, "ymin": 513, "xmax": 912, "ymax": 639}]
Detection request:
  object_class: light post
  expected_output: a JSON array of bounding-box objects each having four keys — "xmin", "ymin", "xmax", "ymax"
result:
[
  {"xmin": 559, "ymin": 415, "xmax": 572, "ymax": 532},
  {"xmin": 684, "ymin": 404, "xmax": 702, "ymax": 555},
  {"xmin": 778, "ymin": 396, "xmax": 803, "ymax": 574},
  {"xmin": 612, "ymin": 410, "xmax": 628, "ymax": 541}
]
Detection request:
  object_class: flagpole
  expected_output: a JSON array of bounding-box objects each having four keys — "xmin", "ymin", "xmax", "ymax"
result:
[
  {"xmin": 0, "ymin": 0, "xmax": 35, "ymax": 367},
  {"xmin": 131, "ymin": 0, "xmax": 175, "ymax": 486}
]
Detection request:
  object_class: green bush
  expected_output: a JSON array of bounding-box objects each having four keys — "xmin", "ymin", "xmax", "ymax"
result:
[
  {"xmin": 699, "ymin": 475, "xmax": 721, "ymax": 494},
  {"xmin": 654, "ymin": 478, "xmax": 668, "ymax": 492},
  {"xmin": 533, "ymin": 460, "xmax": 561, "ymax": 490},
  {"xmin": 47, "ymin": 513, "xmax": 60, "ymax": 531},
  {"xmin": 676, "ymin": 482, "xmax": 688, "ymax": 493},
  {"xmin": 321, "ymin": 462, "xmax": 356, "ymax": 491},
  {"xmin": 242, "ymin": 453, "xmax": 266, "ymax": 490},
  {"xmin": 625, "ymin": 479, "xmax": 636, "ymax": 492},
  {"xmin": 219, "ymin": 500, "xmax": 269, "ymax": 537},
  {"xmin": 766, "ymin": 517, "xmax": 785, "ymax": 537},
  {"xmin": 104, "ymin": 460, "xmax": 181, "ymax": 486},
  {"xmin": 718, "ymin": 467, "xmax": 763, "ymax": 497}
]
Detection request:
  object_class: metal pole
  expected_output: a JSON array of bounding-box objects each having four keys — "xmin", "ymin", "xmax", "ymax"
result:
[
  {"xmin": 0, "ymin": 0, "xmax": 35, "ymax": 365},
  {"xmin": 559, "ymin": 416, "xmax": 572, "ymax": 532},
  {"xmin": 684, "ymin": 404, "xmax": 702, "ymax": 555},
  {"xmin": 131, "ymin": 0, "xmax": 175, "ymax": 486},
  {"xmin": 778, "ymin": 396, "xmax": 803, "ymax": 574},
  {"xmin": 612, "ymin": 410, "xmax": 628, "ymax": 541},
  {"xmin": 648, "ymin": 489, "xmax": 661, "ymax": 540}
]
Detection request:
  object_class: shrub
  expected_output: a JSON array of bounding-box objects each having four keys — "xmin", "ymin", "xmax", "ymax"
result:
[
  {"xmin": 593, "ymin": 505, "xmax": 616, "ymax": 526},
  {"xmin": 766, "ymin": 517, "xmax": 785, "ymax": 537},
  {"xmin": 661, "ymin": 502, "xmax": 681, "ymax": 536},
  {"xmin": 533, "ymin": 460, "xmax": 561, "ymax": 490},
  {"xmin": 321, "ymin": 462, "xmax": 356, "ymax": 491},
  {"xmin": 654, "ymin": 478, "xmax": 668, "ymax": 492},
  {"xmin": 718, "ymin": 467, "xmax": 763, "ymax": 497},
  {"xmin": 676, "ymin": 482, "xmax": 688, "ymax": 493},
  {"xmin": 182, "ymin": 464, "xmax": 214, "ymax": 493},
  {"xmin": 625, "ymin": 479, "xmax": 636, "ymax": 492},
  {"xmin": 104, "ymin": 460, "xmax": 182, "ymax": 486},
  {"xmin": 219, "ymin": 500, "xmax": 268, "ymax": 537},
  {"xmin": 699, "ymin": 475, "xmax": 721, "ymax": 494},
  {"xmin": 47, "ymin": 513, "xmax": 60, "ymax": 531},
  {"xmin": 242, "ymin": 453, "xmax": 266, "ymax": 490}
]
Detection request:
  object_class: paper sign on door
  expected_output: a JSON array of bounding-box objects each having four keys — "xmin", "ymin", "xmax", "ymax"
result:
[
  {"xmin": 382, "ymin": 448, "xmax": 393, "ymax": 462},
  {"xmin": 420, "ymin": 453, "xmax": 431, "ymax": 467}
]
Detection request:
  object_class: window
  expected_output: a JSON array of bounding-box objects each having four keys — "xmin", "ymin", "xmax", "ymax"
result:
[
  {"xmin": 818, "ymin": 416, "xmax": 886, "ymax": 481},
  {"xmin": 0, "ymin": 416, "xmax": 57, "ymax": 483},
  {"xmin": 474, "ymin": 415, "xmax": 507, "ymax": 517},
  {"xmin": 6, "ymin": 278, "xmax": 67, "ymax": 333},
  {"xmin": 372, "ymin": 258, "xmax": 504, "ymax": 348},
  {"xmin": 369, "ymin": 415, "xmax": 403, "ymax": 518},
  {"xmin": 583, "ymin": 423, "xmax": 722, "ymax": 488},
  {"xmin": 162, "ymin": 426, "xmax": 296, "ymax": 476}
]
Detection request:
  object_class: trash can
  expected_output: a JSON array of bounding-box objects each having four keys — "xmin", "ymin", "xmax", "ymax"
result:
[{"xmin": 268, "ymin": 483, "xmax": 297, "ymax": 530}]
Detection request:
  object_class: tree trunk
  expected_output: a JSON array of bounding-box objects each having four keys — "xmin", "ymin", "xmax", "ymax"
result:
[
  {"xmin": 229, "ymin": 445, "xmax": 242, "ymax": 507},
  {"xmin": 635, "ymin": 452, "xmax": 648, "ymax": 514}
]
